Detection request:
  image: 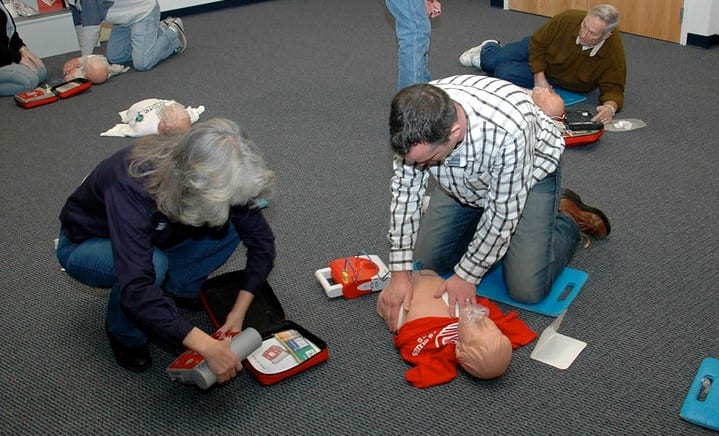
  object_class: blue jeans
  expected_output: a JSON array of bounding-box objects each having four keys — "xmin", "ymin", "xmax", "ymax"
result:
[
  {"xmin": 385, "ymin": 0, "xmax": 432, "ymax": 90},
  {"xmin": 56, "ymin": 228, "xmax": 240, "ymax": 346},
  {"xmin": 0, "ymin": 63, "xmax": 47, "ymax": 96},
  {"xmin": 413, "ymin": 168, "xmax": 579, "ymax": 303},
  {"xmin": 479, "ymin": 37, "xmax": 537, "ymax": 89},
  {"xmin": 106, "ymin": 4, "xmax": 179, "ymax": 71}
]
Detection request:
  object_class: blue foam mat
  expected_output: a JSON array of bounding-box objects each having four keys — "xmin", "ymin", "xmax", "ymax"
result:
[
  {"xmin": 475, "ymin": 265, "xmax": 588, "ymax": 317},
  {"xmin": 555, "ymin": 87, "xmax": 587, "ymax": 106},
  {"xmin": 681, "ymin": 357, "xmax": 719, "ymax": 431}
]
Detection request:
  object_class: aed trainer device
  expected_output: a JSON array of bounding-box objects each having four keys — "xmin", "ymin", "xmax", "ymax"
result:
[{"xmin": 315, "ymin": 254, "xmax": 390, "ymax": 299}]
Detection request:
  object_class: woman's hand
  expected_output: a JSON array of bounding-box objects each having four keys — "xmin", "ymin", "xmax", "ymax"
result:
[
  {"xmin": 19, "ymin": 46, "xmax": 44, "ymax": 73},
  {"xmin": 183, "ymin": 327, "xmax": 242, "ymax": 384},
  {"xmin": 216, "ymin": 290, "xmax": 254, "ymax": 336},
  {"xmin": 203, "ymin": 335, "xmax": 243, "ymax": 384}
]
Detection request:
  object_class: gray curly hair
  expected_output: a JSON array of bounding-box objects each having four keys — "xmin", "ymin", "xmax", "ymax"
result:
[{"xmin": 128, "ymin": 118, "xmax": 275, "ymax": 227}]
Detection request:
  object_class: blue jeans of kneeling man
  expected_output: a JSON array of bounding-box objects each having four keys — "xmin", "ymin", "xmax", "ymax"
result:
[
  {"xmin": 106, "ymin": 4, "xmax": 179, "ymax": 72},
  {"xmin": 412, "ymin": 168, "xmax": 579, "ymax": 304}
]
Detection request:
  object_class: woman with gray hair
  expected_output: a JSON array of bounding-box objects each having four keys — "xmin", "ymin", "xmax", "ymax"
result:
[{"xmin": 57, "ymin": 118, "xmax": 276, "ymax": 381}]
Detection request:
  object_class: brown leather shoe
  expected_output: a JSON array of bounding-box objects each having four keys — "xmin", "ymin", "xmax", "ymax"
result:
[{"xmin": 559, "ymin": 189, "xmax": 611, "ymax": 239}]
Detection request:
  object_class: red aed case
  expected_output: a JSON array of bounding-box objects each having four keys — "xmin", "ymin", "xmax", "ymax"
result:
[
  {"xmin": 563, "ymin": 128, "xmax": 604, "ymax": 147},
  {"xmin": 15, "ymin": 78, "xmax": 91, "ymax": 109},
  {"xmin": 562, "ymin": 110, "xmax": 605, "ymax": 147},
  {"xmin": 199, "ymin": 270, "xmax": 329, "ymax": 385}
]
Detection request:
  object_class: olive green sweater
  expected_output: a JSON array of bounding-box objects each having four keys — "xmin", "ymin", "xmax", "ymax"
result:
[{"xmin": 529, "ymin": 9, "xmax": 626, "ymax": 110}]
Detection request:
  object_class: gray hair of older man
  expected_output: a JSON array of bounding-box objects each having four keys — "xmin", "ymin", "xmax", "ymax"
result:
[
  {"xmin": 590, "ymin": 4, "xmax": 621, "ymax": 33},
  {"xmin": 128, "ymin": 118, "xmax": 276, "ymax": 227}
]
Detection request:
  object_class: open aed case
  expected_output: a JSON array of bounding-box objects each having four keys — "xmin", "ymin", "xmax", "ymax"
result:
[
  {"xmin": 14, "ymin": 78, "xmax": 91, "ymax": 109},
  {"xmin": 562, "ymin": 110, "xmax": 605, "ymax": 147},
  {"xmin": 199, "ymin": 270, "xmax": 328, "ymax": 385}
]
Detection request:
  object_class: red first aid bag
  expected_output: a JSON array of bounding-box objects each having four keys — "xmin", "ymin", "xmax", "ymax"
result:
[{"xmin": 200, "ymin": 270, "xmax": 329, "ymax": 385}]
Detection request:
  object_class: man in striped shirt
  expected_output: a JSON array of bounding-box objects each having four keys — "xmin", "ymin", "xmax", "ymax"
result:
[{"xmin": 377, "ymin": 75, "xmax": 610, "ymax": 332}]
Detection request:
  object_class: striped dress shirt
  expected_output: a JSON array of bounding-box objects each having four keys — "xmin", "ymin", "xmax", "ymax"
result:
[{"xmin": 388, "ymin": 75, "xmax": 565, "ymax": 284}]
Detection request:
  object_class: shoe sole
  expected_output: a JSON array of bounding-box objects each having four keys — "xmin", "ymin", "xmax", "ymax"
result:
[
  {"xmin": 167, "ymin": 18, "xmax": 187, "ymax": 54},
  {"xmin": 116, "ymin": 357, "xmax": 152, "ymax": 373},
  {"xmin": 562, "ymin": 188, "xmax": 611, "ymax": 236},
  {"xmin": 174, "ymin": 31, "xmax": 187, "ymax": 54},
  {"xmin": 459, "ymin": 40, "xmax": 498, "ymax": 68}
]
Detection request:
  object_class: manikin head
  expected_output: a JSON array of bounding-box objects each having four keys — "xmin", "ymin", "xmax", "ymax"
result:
[
  {"xmin": 402, "ymin": 269, "xmax": 513, "ymax": 379},
  {"xmin": 62, "ymin": 58, "xmax": 81, "ymax": 81},
  {"xmin": 63, "ymin": 55, "xmax": 111, "ymax": 84},
  {"xmin": 84, "ymin": 56, "xmax": 111, "ymax": 84},
  {"xmin": 455, "ymin": 303, "xmax": 512, "ymax": 379},
  {"xmin": 532, "ymin": 87, "xmax": 565, "ymax": 119},
  {"xmin": 157, "ymin": 102, "xmax": 193, "ymax": 136}
]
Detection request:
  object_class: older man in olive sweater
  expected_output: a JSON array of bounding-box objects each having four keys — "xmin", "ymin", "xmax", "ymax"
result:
[{"xmin": 459, "ymin": 4, "xmax": 625, "ymax": 126}]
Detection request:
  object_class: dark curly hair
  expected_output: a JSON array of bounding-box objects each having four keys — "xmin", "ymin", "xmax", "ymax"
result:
[{"xmin": 389, "ymin": 84, "xmax": 457, "ymax": 156}]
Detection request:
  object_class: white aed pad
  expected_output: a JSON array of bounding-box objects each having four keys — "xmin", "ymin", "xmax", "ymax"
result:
[{"xmin": 530, "ymin": 311, "xmax": 586, "ymax": 370}]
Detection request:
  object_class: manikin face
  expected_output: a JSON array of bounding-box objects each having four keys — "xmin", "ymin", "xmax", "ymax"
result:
[
  {"xmin": 578, "ymin": 13, "xmax": 611, "ymax": 47},
  {"xmin": 63, "ymin": 58, "xmax": 83, "ymax": 81},
  {"xmin": 456, "ymin": 315, "xmax": 505, "ymax": 357},
  {"xmin": 62, "ymin": 56, "xmax": 110, "ymax": 84},
  {"xmin": 455, "ymin": 305, "xmax": 512, "ymax": 379}
]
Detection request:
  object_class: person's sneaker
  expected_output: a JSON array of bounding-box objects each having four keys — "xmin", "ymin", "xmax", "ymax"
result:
[
  {"xmin": 559, "ymin": 188, "xmax": 611, "ymax": 240},
  {"xmin": 458, "ymin": 39, "xmax": 499, "ymax": 68},
  {"xmin": 166, "ymin": 17, "xmax": 187, "ymax": 54},
  {"xmin": 161, "ymin": 16, "xmax": 178, "ymax": 30}
]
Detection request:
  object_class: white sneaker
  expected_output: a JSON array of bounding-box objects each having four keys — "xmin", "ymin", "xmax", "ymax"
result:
[
  {"xmin": 166, "ymin": 17, "xmax": 187, "ymax": 54},
  {"xmin": 458, "ymin": 39, "xmax": 499, "ymax": 68}
]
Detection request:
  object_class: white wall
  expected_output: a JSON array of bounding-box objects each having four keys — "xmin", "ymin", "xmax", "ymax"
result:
[
  {"xmin": 681, "ymin": 0, "xmax": 719, "ymax": 44},
  {"xmin": 158, "ymin": 0, "xmax": 222, "ymax": 11},
  {"xmin": 15, "ymin": 11, "xmax": 79, "ymax": 58}
]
